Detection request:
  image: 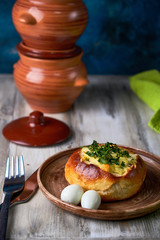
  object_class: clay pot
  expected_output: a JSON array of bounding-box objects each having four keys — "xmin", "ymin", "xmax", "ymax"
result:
[
  {"xmin": 12, "ymin": 0, "xmax": 88, "ymax": 50},
  {"xmin": 13, "ymin": 46, "xmax": 88, "ymax": 113}
]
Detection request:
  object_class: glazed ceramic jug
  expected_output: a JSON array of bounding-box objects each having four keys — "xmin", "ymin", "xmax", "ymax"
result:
[
  {"xmin": 12, "ymin": 0, "xmax": 88, "ymax": 50},
  {"xmin": 13, "ymin": 43, "xmax": 89, "ymax": 113}
]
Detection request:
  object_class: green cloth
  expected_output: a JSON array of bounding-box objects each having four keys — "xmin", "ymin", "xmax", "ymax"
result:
[
  {"xmin": 148, "ymin": 109, "xmax": 160, "ymax": 133},
  {"xmin": 129, "ymin": 69, "xmax": 160, "ymax": 134}
]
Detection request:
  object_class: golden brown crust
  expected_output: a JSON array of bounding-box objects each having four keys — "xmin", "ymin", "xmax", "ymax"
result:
[{"xmin": 65, "ymin": 147, "xmax": 147, "ymax": 201}]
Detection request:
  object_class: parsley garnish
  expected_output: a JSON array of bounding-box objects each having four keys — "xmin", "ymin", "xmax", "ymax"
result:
[
  {"xmin": 121, "ymin": 161, "xmax": 125, "ymax": 167},
  {"xmin": 85, "ymin": 140, "xmax": 131, "ymax": 167}
]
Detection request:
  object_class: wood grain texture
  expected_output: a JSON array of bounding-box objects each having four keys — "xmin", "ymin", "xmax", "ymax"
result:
[
  {"xmin": 0, "ymin": 75, "xmax": 160, "ymax": 239},
  {"xmin": 12, "ymin": 0, "xmax": 88, "ymax": 50}
]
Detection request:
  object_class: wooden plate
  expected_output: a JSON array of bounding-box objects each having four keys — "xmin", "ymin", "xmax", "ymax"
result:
[{"xmin": 37, "ymin": 146, "xmax": 160, "ymax": 220}]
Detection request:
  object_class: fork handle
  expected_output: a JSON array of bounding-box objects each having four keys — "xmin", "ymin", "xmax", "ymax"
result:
[{"xmin": 0, "ymin": 192, "xmax": 11, "ymax": 240}]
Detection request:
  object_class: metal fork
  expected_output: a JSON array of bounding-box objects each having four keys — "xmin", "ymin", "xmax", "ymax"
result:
[{"xmin": 0, "ymin": 155, "xmax": 25, "ymax": 240}]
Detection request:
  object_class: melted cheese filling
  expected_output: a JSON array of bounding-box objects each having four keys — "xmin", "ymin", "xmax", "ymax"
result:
[{"xmin": 80, "ymin": 147, "xmax": 137, "ymax": 176}]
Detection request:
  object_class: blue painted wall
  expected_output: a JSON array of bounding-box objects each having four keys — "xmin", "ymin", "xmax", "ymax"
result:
[{"xmin": 0, "ymin": 0, "xmax": 160, "ymax": 74}]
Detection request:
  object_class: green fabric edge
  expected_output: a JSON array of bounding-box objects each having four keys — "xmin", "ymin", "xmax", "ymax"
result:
[
  {"xmin": 129, "ymin": 78, "xmax": 160, "ymax": 111},
  {"xmin": 129, "ymin": 69, "xmax": 160, "ymax": 134},
  {"xmin": 129, "ymin": 69, "xmax": 160, "ymax": 84},
  {"xmin": 148, "ymin": 109, "xmax": 160, "ymax": 134}
]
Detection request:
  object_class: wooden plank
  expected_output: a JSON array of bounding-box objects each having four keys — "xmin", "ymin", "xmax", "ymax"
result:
[
  {"xmin": 0, "ymin": 74, "xmax": 160, "ymax": 239},
  {"xmin": 0, "ymin": 74, "xmax": 17, "ymax": 202}
]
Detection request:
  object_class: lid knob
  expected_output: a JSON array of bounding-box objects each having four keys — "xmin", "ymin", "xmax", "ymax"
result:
[{"xmin": 28, "ymin": 111, "xmax": 45, "ymax": 127}]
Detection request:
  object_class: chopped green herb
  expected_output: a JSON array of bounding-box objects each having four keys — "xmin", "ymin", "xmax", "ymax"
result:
[
  {"xmin": 121, "ymin": 161, "xmax": 125, "ymax": 167},
  {"xmin": 85, "ymin": 140, "xmax": 132, "ymax": 168}
]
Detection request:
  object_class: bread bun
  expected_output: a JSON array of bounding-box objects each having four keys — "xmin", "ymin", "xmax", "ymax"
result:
[{"xmin": 65, "ymin": 142, "xmax": 147, "ymax": 201}]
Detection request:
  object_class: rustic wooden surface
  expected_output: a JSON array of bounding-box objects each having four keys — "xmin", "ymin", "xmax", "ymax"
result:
[{"xmin": 0, "ymin": 74, "xmax": 160, "ymax": 239}]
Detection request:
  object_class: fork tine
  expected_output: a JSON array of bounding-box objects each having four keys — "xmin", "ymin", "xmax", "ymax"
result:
[
  {"xmin": 11, "ymin": 156, "xmax": 14, "ymax": 178},
  {"xmin": 0, "ymin": 155, "xmax": 25, "ymax": 239},
  {"xmin": 5, "ymin": 157, "xmax": 10, "ymax": 178},
  {"xmin": 15, "ymin": 156, "xmax": 19, "ymax": 177},
  {"xmin": 20, "ymin": 155, "xmax": 25, "ymax": 177}
]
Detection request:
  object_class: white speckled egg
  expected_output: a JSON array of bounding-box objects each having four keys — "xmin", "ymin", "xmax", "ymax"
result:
[
  {"xmin": 81, "ymin": 190, "xmax": 101, "ymax": 209},
  {"xmin": 61, "ymin": 184, "xmax": 84, "ymax": 205}
]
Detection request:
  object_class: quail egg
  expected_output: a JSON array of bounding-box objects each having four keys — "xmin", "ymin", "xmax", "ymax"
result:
[
  {"xmin": 61, "ymin": 184, "xmax": 84, "ymax": 205},
  {"xmin": 81, "ymin": 190, "xmax": 101, "ymax": 209}
]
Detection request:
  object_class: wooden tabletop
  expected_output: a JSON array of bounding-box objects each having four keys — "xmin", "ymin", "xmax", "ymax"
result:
[{"xmin": 0, "ymin": 74, "xmax": 160, "ymax": 240}]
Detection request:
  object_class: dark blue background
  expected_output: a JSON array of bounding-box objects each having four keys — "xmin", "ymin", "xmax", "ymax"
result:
[{"xmin": 1, "ymin": 0, "xmax": 160, "ymax": 74}]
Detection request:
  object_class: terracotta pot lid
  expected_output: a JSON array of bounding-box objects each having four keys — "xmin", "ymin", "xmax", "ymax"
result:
[
  {"xmin": 2, "ymin": 111, "xmax": 70, "ymax": 147},
  {"xmin": 17, "ymin": 42, "xmax": 82, "ymax": 59}
]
